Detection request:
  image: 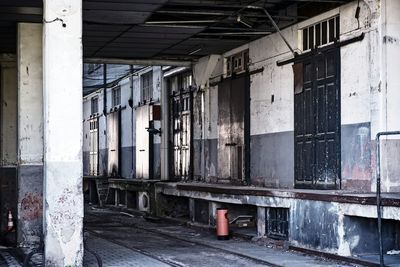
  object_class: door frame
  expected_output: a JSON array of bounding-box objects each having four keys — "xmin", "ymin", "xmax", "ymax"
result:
[
  {"xmin": 217, "ymin": 72, "xmax": 251, "ymax": 185},
  {"xmin": 168, "ymin": 77, "xmax": 194, "ymax": 181},
  {"xmin": 294, "ymin": 45, "xmax": 341, "ymax": 190}
]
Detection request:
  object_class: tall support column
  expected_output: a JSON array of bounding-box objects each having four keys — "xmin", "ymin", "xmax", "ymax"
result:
[
  {"xmin": 43, "ymin": 1, "xmax": 83, "ymax": 265},
  {"xmin": 370, "ymin": 0, "xmax": 400, "ymax": 192},
  {"xmin": 257, "ymin": 207, "xmax": 266, "ymax": 237},
  {"xmin": 17, "ymin": 23, "xmax": 43, "ymax": 247},
  {"xmin": 160, "ymin": 72, "xmax": 170, "ymax": 180}
]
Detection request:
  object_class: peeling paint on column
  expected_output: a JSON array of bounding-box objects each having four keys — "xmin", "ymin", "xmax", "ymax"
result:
[{"xmin": 43, "ymin": 0, "xmax": 84, "ymax": 265}]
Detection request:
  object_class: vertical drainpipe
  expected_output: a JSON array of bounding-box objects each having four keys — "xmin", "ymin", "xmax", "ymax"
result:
[
  {"xmin": 201, "ymin": 86, "xmax": 205, "ymax": 180},
  {"xmin": 103, "ymin": 64, "xmax": 107, "ymax": 176},
  {"xmin": 130, "ymin": 65, "xmax": 134, "ymax": 178}
]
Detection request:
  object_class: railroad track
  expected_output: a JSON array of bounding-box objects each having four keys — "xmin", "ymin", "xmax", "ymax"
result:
[{"xmin": 86, "ymin": 212, "xmax": 282, "ymax": 267}]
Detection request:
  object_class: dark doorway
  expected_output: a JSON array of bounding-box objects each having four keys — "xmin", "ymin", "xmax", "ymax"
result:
[
  {"xmin": 170, "ymin": 72, "xmax": 193, "ymax": 181},
  {"xmin": 294, "ymin": 48, "xmax": 341, "ymax": 189},
  {"xmin": 218, "ymin": 75, "xmax": 250, "ymax": 184}
]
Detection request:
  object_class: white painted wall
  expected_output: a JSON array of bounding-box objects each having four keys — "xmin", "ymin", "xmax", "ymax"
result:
[
  {"xmin": 17, "ymin": 23, "xmax": 43, "ymax": 164},
  {"xmin": 194, "ymin": 1, "xmax": 379, "ymax": 137},
  {"xmin": 43, "ymin": 0, "xmax": 83, "ymax": 264},
  {"xmin": 384, "ymin": 0, "xmax": 400, "ymax": 132},
  {"xmin": 120, "ymin": 79, "xmax": 132, "ymax": 148}
]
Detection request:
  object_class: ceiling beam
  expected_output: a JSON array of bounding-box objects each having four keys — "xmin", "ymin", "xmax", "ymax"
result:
[{"xmin": 84, "ymin": 57, "xmax": 192, "ymax": 67}]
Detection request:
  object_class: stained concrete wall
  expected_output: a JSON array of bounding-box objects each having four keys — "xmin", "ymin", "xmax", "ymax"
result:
[
  {"xmin": 83, "ymin": 66, "xmax": 162, "ymax": 179},
  {"xmin": 17, "ymin": 23, "xmax": 44, "ymax": 246},
  {"xmin": 0, "ymin": 54, "xmax": 18, "ymax": 244},
  {"xmin": 159, "ymin": 183, "xmax": 400, "ymax": 257},
  {"xmin": 1, "ymin": 59, "xmax": 18, "ymax": 166},
  {"xmin": 191, "ymin": 0, "xmax": 399, "ymax": 192},
  {"xmin": 376, "ymin": 0, "xmax": 400, "ymax": 192}
]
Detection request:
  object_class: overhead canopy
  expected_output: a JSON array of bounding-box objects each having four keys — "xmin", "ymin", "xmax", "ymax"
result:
[{"xmin": 0, "ymin": 0, "xmax": 350, "ymax": 62}]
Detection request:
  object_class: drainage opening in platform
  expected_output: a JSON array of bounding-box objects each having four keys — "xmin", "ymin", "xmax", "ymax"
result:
[
  {"xmin": 118, "ymin": 190, "xmax": 127, "ymax": 206},
  {"xmin": 159, "ymin": 194, "xmax": 190, "ymax": 219},
  {"xmin": 344, "ymin": 215, "xmax": 400, "ymax": 256},
  {"xmin": 223, "ymin": 203, "xmax": 257, "ymax": 237},
  {"xmin": 267, "ymin": 208, "xmax": 289, "ymax": 240},
  {"xmin": 126, "ymin": 191, "xmax": 137, "ymax": 209},
  {"xmin": 194, "ymin": 199, "xmax": 209, "ymax": 224}
]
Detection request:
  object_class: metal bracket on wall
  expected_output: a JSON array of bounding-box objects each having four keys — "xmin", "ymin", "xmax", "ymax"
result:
[{"xmin": 209, "ymin": 67, "xmax": 264, "ymax": 87}]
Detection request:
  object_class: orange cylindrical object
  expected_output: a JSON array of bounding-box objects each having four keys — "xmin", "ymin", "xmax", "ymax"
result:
[{"xmin": 216, "ymin": 208, "xmax": 229, "ymax": 240}]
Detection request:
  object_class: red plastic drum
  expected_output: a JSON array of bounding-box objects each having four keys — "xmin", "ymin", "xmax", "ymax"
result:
[{"xmin": 216, "ymin": 208, "xmax": 229, "ymax": 240}]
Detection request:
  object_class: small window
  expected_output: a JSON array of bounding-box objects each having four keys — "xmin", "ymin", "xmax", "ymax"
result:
[
  {"xmin": 302, "ymin": 16, "xmax": 339, "ymax": 51},
  {"xmin": 112, "ymin": 87, "xmax": 121, "ymax": 107},
  {"xmin": 226, "ymin": 50, "xmax": 249, "ymax": 76},
  {"xmin": 141, "ymin": 71, "xmax": 153, "ymax": 103},
  {"xmin": 179, "ymin": 72, "xmax": 193, "ymax": 91},
  {"xmin": 227, "ymin": 59, "xmax": 231, "ymax": 74},
  {"xmin": 91, "ymin": 96, "xmax": 98, "ymax": 114}
]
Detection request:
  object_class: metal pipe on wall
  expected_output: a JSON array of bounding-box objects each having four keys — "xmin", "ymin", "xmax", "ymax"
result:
[
  {"xmin": 103, "ymin": 64, "xmax": 107, "ymax": 176},
  {"xmin": 103, "ymin": 64, "xmax": 107, "ymax": 115},
  {"xmin": 375, "ymin": 130, "xmax": 400, "ymax": 267},
  {"xmin": 130, "ymin": 65, "xmax": 134, "ymax": 178},
  {"xmin": 246, "ymin": 5, "xmax": 296, "ymax": 56}
]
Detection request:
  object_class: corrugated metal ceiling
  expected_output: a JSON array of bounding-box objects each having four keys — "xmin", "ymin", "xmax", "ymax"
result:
[{"xmin": 0, "ymin": 0, "xmax": 349, "ymax": 61}]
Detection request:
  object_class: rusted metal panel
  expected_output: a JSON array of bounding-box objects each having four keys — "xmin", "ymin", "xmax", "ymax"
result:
[
  {"xmin": 217, "ymin": 78, "xmax": 231, "ymax": 180},
  {"xmin": 169, "ymin": 73, "xmax": 193, "ymax": 181},
  {"xmin": 217, "ymin": 76, "xmax": 249, "ymax": 183}
]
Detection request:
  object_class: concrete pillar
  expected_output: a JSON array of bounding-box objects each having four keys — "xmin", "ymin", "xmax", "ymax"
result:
[
  {"xmin": 189, "ymin": 198, "xmax": 195, "ymax": 222},
  {"xmin": 208, "ymin": 202, "xmax": 221, "ymax": 226},
  {"xmin": 160, "ymin": 73, "xmax": 169, "ymax": 180},
  {"xmin": 17, "ymin": 23, "xmax": 43, "ymax": 247},
  {"xmin": 370, "ymin": 0, "xmax": 400, "ymax": 192},
  {"xmin": 43, "ymin": 0, "xmax": 83, "ymax": 265},
  {"xmin": 257, "ymin": 207, "xmax": 266, "ymax": 237}
]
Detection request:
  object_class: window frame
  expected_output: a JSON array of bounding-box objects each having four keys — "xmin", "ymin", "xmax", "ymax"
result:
[
  {"xmin": 140, "ymin": 71, "xmax": 153, "ymax": 103},
  {"xmin": 301, "ymin": 15, "xmax": 340, "ymax": 52},
  {"xmin": 91, "ymin": 96, "xmax": 99, "ymax": 114},
  {"xmin": 111, "ymin": 86, "xmax": 121, "ymax": 107}
]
